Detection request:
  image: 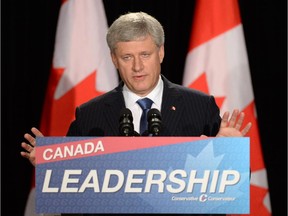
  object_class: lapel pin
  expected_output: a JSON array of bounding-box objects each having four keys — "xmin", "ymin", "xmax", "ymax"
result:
[{"xmin": 171, "ymin": 106, "xmax": 176, "ymax": 111}]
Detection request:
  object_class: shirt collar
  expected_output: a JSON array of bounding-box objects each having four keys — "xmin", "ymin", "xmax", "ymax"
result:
[{"xmin": 123, "ymin": 75, "xmax": 163, "ymax": 110}]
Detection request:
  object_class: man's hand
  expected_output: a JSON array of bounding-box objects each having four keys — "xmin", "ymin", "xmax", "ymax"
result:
[
  {"xmin": 216, "ymin": 109, "xmax": 252, "ymax": 137},
  {"xmin": 20, "ymin": 127, "xmax": 44, "ymax": 167}
]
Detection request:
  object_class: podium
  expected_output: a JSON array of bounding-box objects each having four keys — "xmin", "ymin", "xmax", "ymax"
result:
[{"xmin": 35, "ymin": 136, "xmax": 250, "ymax": 214}]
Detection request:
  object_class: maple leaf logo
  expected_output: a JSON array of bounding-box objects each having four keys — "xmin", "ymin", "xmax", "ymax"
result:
[
  {"xmin": 138, "ymin": 140, "xmax": 249, "ymax": 214},
  {"xmin": 188, "ymin": 72, "xmax": 225, "ymax": 108},
  {"xmin": 41, "ymin": 68, "xmax": 104, "ymax": 136},
  {"xmin": 188, "ymin": 73, "xmax": 271, "ymax": 215}
]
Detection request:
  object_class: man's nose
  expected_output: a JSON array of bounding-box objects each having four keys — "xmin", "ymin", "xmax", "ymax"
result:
[{"xmin": 132, "ymin": 56, "xmax": 144, "ymax": 72}]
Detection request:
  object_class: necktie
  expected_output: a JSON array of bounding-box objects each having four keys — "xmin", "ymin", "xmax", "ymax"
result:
[{"xmin": 137, "ymin": 98, "xmax": 153, "ymax": 135}]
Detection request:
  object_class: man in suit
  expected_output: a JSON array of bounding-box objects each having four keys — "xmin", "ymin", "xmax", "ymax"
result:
[{"xmin": 21, "ymin": 11, "xmax": 251, "ymax": 216}]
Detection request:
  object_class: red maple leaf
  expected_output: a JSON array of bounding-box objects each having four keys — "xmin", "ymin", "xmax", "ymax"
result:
[
  {"xmin": 40, "ymin": 68, "xmax": 104, "ymax": 136},
  {"xmin": 188, "ymin": 72, "xmax": 225, "ymax": 108}
]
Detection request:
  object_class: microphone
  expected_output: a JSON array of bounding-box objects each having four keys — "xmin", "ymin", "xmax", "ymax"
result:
[
  {"xmin": 119, "ymin": 108, "xmax": 134, "ymax": 136},
  {"xmin": 148, "ymin": 108, "xmax": 162, "ymax": 136}
]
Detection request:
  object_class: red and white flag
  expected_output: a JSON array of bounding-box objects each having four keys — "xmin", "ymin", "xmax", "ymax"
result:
[
  {"xmin": 24, "ymin": 0, "xmax": 118, "ymax": 215},
  {"xmin": 183, "ymin": 0, "xmax": 271, "ymax": 215}
]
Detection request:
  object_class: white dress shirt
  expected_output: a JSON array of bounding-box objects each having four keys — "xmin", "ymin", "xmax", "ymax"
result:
[{"xmin": 122, "ymin": 75, "xmax": 163, "ymax": 134}]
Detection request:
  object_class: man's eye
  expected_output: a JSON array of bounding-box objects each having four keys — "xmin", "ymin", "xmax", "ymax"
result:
[
  {"xmin": 122, "ymin": 56, "xmax": 131, "ymax": 61},
  {"xmin": 142, "ymin": 53, "xmax": 150, "ymax": 58}
]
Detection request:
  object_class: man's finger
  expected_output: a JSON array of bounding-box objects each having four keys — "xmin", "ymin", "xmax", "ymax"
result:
[
  {"xmin": 241, "ymin": 122, "xmax": 252, "ymax": 136},
  {"xmin": 235, "ymin": 112, "xmax": 245, "ymax": 130},
  {"xmin": 24, "ymin": 133, "xmax": 36, "ymax": 146},
  {"xmin": 21, "ymin": 142, "xmax": 33, "ymax": 152},
  {"xmin": 31, "ymin": 127, "xmax": 44, "ymax": 137},
  {"xmin": 228, "ymin": 109, "xmax": 239, "ymax": 127},
  {"xmin": 220, "ymin": 111, "xmax": 230, "ymax": 128}
]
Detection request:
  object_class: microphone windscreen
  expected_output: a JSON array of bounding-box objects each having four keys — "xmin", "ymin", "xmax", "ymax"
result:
[
  {"xmin": 119, "ymin": 108, "xmax": 134, "ymax": 136},
  {"xmin": 148, "ymin": 108, "xmax": 161, "ymax": 120},
  {"xmin": 119, "ymin": 108, "xmax": 133, "ymax": 121},
  {"xmin": 147, "ymin": 108, "xmax": 162, "ymax": 136}
]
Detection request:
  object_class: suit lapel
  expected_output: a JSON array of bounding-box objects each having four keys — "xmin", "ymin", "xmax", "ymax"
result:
[
  {"xmin": 101, "ymin": 77, "xmax": 185, "ymax": 136},
  {"xmin": 161, "ymin": 76, "xmax": 184, "ymax": 136},
  {"xmin": 103, "ymin": 82, "xmax": 126, "ymax": 135}
]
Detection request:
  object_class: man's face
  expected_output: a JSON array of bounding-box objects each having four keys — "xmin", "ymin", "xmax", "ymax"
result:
[{"xmin": 111, "ymin": 35, "xmax": 164, "ymax": 97}]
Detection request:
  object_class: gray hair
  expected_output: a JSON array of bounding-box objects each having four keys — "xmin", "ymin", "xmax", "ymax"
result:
[{"xmin": 106, "ymin": 12, "xmax": 165, "ymax": 52}]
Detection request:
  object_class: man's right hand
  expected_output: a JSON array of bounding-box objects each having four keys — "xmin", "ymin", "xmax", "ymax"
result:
[{"xmin": 20, "ymin": 127, "xmax": 44, "ymax": 167}]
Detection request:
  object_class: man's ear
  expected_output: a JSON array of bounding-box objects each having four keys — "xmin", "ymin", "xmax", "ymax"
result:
[
  {"xmin": 110, "ymin": 52, "xmax": 118, "ymax": 69},
  {"xmin": 159, "ymin": 45, "xmax": 165, "ymax": 63}
]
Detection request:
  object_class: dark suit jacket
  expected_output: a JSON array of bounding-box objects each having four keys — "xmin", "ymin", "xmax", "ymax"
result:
[
  {"xmin": 64, "ymin": 75, "xmax": 223, "ymax": 216},
  {"xmin": 66, "ymin": 75, "xmax": 221, "ymax": 137}
]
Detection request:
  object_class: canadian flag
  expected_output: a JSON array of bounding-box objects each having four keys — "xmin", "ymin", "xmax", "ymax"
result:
[
  {"xmin": 24, "ymin": 0, "xmax": 118, "ymax": 215},
  {"xmin": 183, "ymin": 0, "xmax": 272, "ymax": 215}
]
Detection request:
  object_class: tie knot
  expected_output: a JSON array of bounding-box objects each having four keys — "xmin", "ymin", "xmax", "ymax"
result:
[{"xmin": 137, "ymin": 98, "xmax": 153, "ymax": 110}]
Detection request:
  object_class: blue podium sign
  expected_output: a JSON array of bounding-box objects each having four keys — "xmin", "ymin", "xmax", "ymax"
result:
[{"xmin": 35, "ymin": 137, "xmax": 249, "ymax": 214}]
